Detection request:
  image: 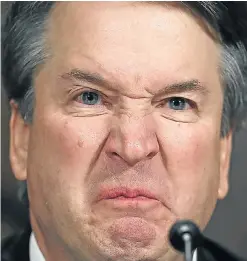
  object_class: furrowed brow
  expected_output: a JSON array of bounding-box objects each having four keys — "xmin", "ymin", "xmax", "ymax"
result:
[{"xmin": 60, "ymin": 70, "xmax": 209, "ymax": 98}]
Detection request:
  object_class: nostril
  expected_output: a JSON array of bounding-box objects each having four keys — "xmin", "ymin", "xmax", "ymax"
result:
[
  {"xmin": 147, "ymin": 151, "xmax": 157, "ymax": 159},
  {"xmin": 111, "ymin": 152, "xmax": 121, "ymax": 159}
]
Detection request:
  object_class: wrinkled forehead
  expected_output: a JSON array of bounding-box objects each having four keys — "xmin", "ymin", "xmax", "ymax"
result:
[{"xmin": 43, "ymin": 1, "xmax": 221, "ymax": 93}]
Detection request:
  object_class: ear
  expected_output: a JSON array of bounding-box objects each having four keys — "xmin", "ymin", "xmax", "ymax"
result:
[
  {"xmin": 218, "ymin": 131, "xmax": 233, "ymax": 199},
  {"xmin": 9, "ymin": 100, "xmax": 30, "ymax": 181}
]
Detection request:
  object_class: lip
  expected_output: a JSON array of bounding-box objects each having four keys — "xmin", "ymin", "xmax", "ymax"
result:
[{"xmin": 96, "ymin": 187, "xmax": 158, "ymax": 202}]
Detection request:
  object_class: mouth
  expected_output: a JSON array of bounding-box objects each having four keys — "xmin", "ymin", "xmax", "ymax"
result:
[
  {"xmin": 95, "ymin": 186, "xmax": 171, "ymax": 215},
  {"xmin": 96, "ymin": 187, "xmax": 158, "ymax": 202}
]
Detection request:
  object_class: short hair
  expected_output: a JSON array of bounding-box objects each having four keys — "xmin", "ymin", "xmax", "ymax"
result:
[{"xmin": 2, "ymin": 2, "xmax": 247, "ymax": 136}]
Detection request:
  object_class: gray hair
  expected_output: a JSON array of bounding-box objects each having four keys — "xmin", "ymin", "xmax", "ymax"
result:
[
  {"xmin": 2, "ymin": 2, "xmax": 247, "ymax": 137},
  {"xmin": 2, "ymin": 2, "xmax": 54, "ymax": 122}
]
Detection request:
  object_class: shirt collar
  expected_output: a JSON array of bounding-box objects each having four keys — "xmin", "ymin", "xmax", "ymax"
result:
[{"xmin": 29, "ymin": 233, "xmax": 45, "ymax": 261}]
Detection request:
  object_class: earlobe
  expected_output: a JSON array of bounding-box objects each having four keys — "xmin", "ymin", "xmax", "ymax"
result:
[
  {"xmin": 9, "ymin": 100, "xmax": 30, "ymax": 181},
  {"xmin": 218, "ymin": 131, "xmax": 233, "ymax": 199}
]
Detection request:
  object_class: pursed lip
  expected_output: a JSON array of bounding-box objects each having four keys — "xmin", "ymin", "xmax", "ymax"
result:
[{"xmin": 96, "ymin": 187, "xmax": 159, "ymax": 202}]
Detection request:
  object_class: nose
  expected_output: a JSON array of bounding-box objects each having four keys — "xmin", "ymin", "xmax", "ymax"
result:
[{"xmin": 105, "ymin": 114, "xmax": 159, "ymax": 166}]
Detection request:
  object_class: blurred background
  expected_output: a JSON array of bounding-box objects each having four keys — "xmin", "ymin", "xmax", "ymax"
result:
[{"xmin": 1, "ymin": 1, "xmax": 247, "ymax": 259}]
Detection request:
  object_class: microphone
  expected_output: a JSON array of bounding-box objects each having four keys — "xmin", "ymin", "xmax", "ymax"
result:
[{"xmin": 169, "ymin": 220, "xmax": 203, "ymax": 261}]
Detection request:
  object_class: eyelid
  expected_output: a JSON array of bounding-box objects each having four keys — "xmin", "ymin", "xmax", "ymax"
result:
[
  {"xmin": 69, "ymin": 86, "xmax": 107, "ymax": 100},
  {"xmin": 154, "ymin": 95, "xmax": 194, "ymax": 103},
  {"xmin": 154, "ymin": 91, "xmax": 196, "ymax": 99}
]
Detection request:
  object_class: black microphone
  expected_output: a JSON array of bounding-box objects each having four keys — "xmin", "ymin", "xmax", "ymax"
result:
[{"xmin": 169, "ymin": 220, "xmax": 203, "ymax": 261}]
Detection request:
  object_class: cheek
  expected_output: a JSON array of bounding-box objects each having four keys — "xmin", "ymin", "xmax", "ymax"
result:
[
  {"xmin": 157, "ymin": 121, "xmax": 221, "ymax": 219},
  {"xmin": 45, "ymin": 116, "xmax": 108, "ymax": 168},
  {"xmin": 28, "ymin": 115, "xmax": 110, "ymax": 203},
  {"xmin": 159, "ymin": 121, "xmax": 220, "ymax": 169},
  {"xmin": 28, "ymin": 114, "xmax": 111, "ymax": 232}
]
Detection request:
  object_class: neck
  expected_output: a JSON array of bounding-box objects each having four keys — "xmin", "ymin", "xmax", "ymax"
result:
[{"xmin": 29, "ymin": 209, "xmax": 75, "ymax": 261}]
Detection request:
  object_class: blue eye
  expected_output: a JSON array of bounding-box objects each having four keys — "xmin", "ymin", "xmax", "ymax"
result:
[
  {"xmin": 80, "ymin": 91, "xmax": 101, "ymax": 105},
  {"xmin": 168, "ymin": 97, "xmax": 188, "ymax": 110}
]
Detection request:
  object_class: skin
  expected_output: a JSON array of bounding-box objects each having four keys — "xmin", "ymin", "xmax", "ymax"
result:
[{"xmin": 9, "ymin": 2, "xmax": 232, "ymax": 261}]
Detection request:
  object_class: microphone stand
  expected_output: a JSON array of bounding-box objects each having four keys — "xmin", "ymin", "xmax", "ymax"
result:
[{"xmin": 182, "ymin": 233, "xmax": 192, "ymax": 261}]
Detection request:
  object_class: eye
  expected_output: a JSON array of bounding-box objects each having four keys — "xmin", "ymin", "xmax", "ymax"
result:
[
  {"xmin": 168, "ymin": 97, "xmax": 191, "ymax": 110},
  {"xmin": 77, "ymin": 91, "xmax": 101, "ymax": 105},
  {"xmin": 156, "ymin": 96, "xmax": 199, "ymax": 123}
]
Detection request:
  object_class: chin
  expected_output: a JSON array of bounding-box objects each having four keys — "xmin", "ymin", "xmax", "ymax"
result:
[
  {"xmin": 88, "ymin": 218, "xmax": 173, "ymax": 261},
  {"xmin": 101, "ymin": 240, "xmax": 174, "ymax": 261}
]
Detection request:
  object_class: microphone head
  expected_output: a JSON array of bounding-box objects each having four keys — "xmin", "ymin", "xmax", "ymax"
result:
[{"xmin": 169, "ymin": 220, "xmax": 203, "ymax": 253}]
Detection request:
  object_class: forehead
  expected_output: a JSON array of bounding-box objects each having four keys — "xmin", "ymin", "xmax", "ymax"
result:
[{"xmin": 45, "ymin": 2, "xmax": 220, "ymax": 92}]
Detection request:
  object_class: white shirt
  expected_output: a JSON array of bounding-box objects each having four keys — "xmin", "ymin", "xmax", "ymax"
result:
[
  {"xmin": 29, "ymin": 233, "xmax": 45, "ymax": 261},
  {"xmin": 29, "ymin": 232, "xmax": 198, "ymax": 261}
]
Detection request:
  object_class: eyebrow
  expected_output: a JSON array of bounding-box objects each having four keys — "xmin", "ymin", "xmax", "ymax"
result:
[
  {"xmin": 60, "ymin": 68, "xmax": 209, "ymax": 97},
  {"xmin": 60, "ymin": 68, "xmax": 112, "ymax": 90},
  {"xmin": 154, "ymin": 79, "xmax": 209, "ymax": 98}
]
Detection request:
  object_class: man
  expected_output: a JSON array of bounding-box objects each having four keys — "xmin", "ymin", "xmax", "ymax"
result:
[{"xmin": 1, "ymin": 2, "xmax": 247, "ymax": 261}]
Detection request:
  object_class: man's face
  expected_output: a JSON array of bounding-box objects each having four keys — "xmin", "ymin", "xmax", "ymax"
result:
[{"xmin": 10, "ymin": 2, "xmax": 232, "ymax": 261}]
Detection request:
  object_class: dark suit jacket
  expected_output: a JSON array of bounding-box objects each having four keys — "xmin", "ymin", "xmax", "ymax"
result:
[{"xmin": 1, "ymin": 222, "xmax": 246, "ymax": 261}]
